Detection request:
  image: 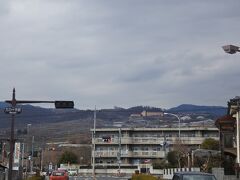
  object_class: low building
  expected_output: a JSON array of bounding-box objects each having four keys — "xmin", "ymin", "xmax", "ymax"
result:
[
  {"xmin": 129, "ymin": 114, "xmax": 142, "ymax": 118},
  {"xmin": 141, "ymin": 110, "xmax": 163, "ymax": 117},
  {"xmin": 91, "ymin": 127, "xmax": 219, "ymax": 168}
]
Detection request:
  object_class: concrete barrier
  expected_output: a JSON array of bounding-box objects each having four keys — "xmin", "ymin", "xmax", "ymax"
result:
[{"xmin": 163, "ymin": 167, "xmax": 200, "ymax": 180}]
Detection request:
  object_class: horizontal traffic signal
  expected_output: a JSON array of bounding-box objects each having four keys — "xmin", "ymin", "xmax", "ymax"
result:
[{"xmin": 55, "ymin": 101, "xmax": 74, "ymax": 109}]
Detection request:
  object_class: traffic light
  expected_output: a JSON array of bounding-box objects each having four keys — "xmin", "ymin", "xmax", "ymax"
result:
[{"xmin": 55, "ymin": 101, "xmax": 74, "ymax": 109}]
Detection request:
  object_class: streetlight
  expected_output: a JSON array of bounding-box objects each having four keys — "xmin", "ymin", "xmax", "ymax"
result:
[
  {"xmin": 222, "ymin": 44, "xmax": 240, "ymax": 54},
  {"xmin": 4, "ymin": 88, "xmax": 74, "ymax": 180},
  {"xmin": 164, "ymin": 113, "xmax": 181, "ymax": 140}
]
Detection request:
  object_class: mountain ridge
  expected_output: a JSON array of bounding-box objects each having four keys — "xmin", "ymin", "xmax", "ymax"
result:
[
  {"xmin": 0, "ymin": 102, "xmax": 227, "ymax": 129},
  {"xmin": 168, "ymin": 104, "xmax": 227, "ymax": 116}
]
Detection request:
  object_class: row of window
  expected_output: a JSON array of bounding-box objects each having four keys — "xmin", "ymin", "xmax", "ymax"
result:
[
  {"xmin": 95, "ymin": 147, "xmax": 166, "ymax": 152},
  {"xmin": 96, "ymin": 134, "xmax": 218, "ymax": 140},
  {"xmin": 95, "ymin": 159, "xmax": 150, "ymax": 165}
]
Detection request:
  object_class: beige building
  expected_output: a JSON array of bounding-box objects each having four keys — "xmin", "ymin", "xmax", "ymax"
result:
[
  {"xmin": 91, "ymin": 127, "xmax": 219, "ymax": 167},
  {"xmin": 141, "ymin": 110, "xmax": 163, "ymax": 117}
]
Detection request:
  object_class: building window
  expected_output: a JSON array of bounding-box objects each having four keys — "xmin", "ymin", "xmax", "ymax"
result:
[{"xmin": 224, "ymin": 134, "xmax": 233, "ymax": 148}]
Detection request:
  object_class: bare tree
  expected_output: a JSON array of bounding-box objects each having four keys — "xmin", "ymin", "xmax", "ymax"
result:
[{"xmin": 172, "ymin": 139, "xmax": 189, "ymax": 168}]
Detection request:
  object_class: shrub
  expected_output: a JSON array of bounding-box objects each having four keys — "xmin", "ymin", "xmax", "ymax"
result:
[
  {"xmin": 27, "ymin": 175, "xmax": 45, "ymax": 180},
  {"xmin": 131, "ymin": 174, "xmax": 158, "ymax": 180}
]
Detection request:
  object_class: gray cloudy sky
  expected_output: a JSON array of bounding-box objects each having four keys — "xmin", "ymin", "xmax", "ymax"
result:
[{"xmin": 1, "ymin": 0, "xmax": 240, "ymax": 109}]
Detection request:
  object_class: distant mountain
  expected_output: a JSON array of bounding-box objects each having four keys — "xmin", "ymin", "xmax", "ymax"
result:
[
  {"xmin": 0, "ymin": 102, "xmax": 227, "ymax": 129},
  {"xmin": 0, "ymin": 103, "xmax": 81, "ymax": 128},
  {"xmin": 168, "ymin": 104, "xmax": 227, "ymax": 116},
  {"xmin": 0, "ymin": 102, "xmax": 8, "ymax": 108},
  {"xmin": 0, "ymin": 102, "xmax": 229, "ymax": 143}
]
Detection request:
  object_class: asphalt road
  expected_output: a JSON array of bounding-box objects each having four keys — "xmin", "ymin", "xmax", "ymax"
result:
[{"xmin": 69, "ymin": 175, "xmax": 131, "ymax": 180}]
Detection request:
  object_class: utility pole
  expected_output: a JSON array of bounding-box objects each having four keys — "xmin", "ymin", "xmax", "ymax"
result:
[
  {"xmin": 31, "ymin": 136, "xmax": 34, "ymax": 173},
  {"xmin": 21, "ymin": 143, "xmax": 25, "ymax": 170},
  {"xmin": 26, "ymin": 124, "xmax": 31, "ymax": 173},
  {"xmin": 163, "ymin": 135, "xmax": 167, "ymax": 160},
  {"xmin": 117, "ymin": 128, "xmax": 121, "ymax": 175},
  {"xmin": 39, "ymin": 149, "xmax": 43, "ymax": 172},
  {"xmin": 92, "ymin": 106, "xmax": 96, "ymax": 180},
  {"xmin": 5, "ymin": 88, "xmax": 17, "ymax": 180}
]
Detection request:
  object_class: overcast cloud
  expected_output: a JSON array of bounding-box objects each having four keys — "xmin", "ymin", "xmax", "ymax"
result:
[{"xmin": 0, "ymin": 0, "xmax": 240, "ymax": 109}]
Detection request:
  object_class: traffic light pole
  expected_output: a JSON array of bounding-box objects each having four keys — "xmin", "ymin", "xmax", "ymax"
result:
[
  {"xmin": 7, "ymin": 89, "xmax": 17, "ymax": 180},
  {"xmin": 9, "ymin": 113, "xmax": 15, "ymax": 180},
  {"xmin": 4, "ymin": 88, "xmax": 74, "ymax": 180}
]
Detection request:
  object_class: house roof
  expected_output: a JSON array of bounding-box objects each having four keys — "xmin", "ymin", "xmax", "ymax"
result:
[{"xmin": 215, "ymin": 115, "xmax": 235, "ymax": 129}]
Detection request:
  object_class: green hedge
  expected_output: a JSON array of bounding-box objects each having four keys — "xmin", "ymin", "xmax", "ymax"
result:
[
  {"xmin": 27, "ymin": 175, "xmax": 45, "ymax": 180},
  {"xmin": 131, "ymin": 174, "xmax": 158, "ymax": 180}
]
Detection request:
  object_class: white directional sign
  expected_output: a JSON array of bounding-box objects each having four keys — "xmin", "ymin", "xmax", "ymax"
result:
[{"xmin": 4, "ymin": 107, "xmax": 22, "ymax": 114}]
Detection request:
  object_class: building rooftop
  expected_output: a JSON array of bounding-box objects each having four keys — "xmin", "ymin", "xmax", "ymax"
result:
[{"xmin": 90, "ymin": 127, "xmax": 218, "ymax": 132}]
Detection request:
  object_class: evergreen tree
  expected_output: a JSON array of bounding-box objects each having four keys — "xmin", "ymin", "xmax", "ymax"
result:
[
  {"xmin": 58, "ymin": 151, "xmax": 78, "ymax": 164},
  {"xmin": 201, "ymin": 138, "xmax": 219, "ymax": 150}
]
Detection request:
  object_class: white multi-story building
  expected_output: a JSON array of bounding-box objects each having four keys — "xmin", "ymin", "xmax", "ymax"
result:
[{"xmin": 91, "ymin": 127, "xmax": 219, "ymax": 167}]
